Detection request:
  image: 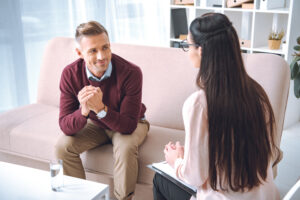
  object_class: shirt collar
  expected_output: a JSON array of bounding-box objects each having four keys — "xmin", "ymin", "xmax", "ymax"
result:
[{"xmin": 86, "ymin": 62, "xmax": 112, "ymax": 82}]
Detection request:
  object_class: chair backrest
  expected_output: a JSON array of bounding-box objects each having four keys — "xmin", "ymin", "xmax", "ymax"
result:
[
  {"xmin": 37, "ymin": 37, "xmax": 290, "ymax": 145},
  {"xmin": 242, "ymin": 53, "xmax": 290, "ymax": 149}
]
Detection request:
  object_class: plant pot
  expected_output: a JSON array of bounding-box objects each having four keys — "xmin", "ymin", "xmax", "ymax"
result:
[{"xmin": 268, "ymin": 39, "xmax": 281, "ymax": 50}]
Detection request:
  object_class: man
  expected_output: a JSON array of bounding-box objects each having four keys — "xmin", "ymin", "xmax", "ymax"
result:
[{"xmin": 55, "ymin": 21, "xmax": 149, "ymax": 200}]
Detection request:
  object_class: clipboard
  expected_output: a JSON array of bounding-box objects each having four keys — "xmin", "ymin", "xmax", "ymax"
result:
[{"xmin": 148, "ymin": 162, "xmax": 197, "ymax": 197}]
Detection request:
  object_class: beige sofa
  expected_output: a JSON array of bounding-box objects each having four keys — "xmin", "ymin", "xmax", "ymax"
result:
[{"xmin": 0, "ymin": 37, "xmax": 290, "ymax": 200}]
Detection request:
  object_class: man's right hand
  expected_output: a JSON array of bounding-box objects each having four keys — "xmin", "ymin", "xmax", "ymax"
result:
[{"xmin": 77, "ymin": 85, "xmax": 97, "ymax": 117}]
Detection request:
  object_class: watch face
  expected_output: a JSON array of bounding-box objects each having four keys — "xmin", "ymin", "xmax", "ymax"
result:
[{"xmin": 97, "ymin": 110, "xmax": 107, "ymax": 119}]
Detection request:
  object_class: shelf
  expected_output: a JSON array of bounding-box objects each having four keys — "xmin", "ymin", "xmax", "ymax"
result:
[
  {"xmin": 169, "ymin": 0, "xmax": 297, "ymax": 61},
  {"xmin": 223, "ymin": 8, "xmax": 254, "ymax": 12},
  {"xmin": 170, "ymin": 5, "xmax": 194, "ymax": 9},
  {"xmin": 170, "ymin": 38, "xmax": 182, "ymax": 42},
  {"xmin": 255, "ymin": 8, "xmax": 289, "ymax": 14},
  {"xmin": 175, "ymin": 7, "xmax": 290, "ymax": 14},
  {"xmin": 241, "ymin": 47, "xmax": 252, "ymax": 51},
  {"xmin": 195, "ymin": 6, "xmax": 223, "ymax": 11},
  {"xmin": 252, "ymin": 46, "xmax": 285, "ymax": 55}
]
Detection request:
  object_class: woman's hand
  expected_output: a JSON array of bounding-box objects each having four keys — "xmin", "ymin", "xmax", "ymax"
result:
[{"xmin": 164, "ymin": 141, "xmax": 184, "ymax": 168}]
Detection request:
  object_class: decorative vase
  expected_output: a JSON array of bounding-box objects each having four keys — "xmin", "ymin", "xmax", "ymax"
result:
[{"xmin": 268, "ymin": 39, "xmax": 281, "ymax": 50}]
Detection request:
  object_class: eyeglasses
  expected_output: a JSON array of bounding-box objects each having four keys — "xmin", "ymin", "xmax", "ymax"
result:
[{"xmin": 179, "ymin": 39, "xmax": 199, "ymax": 52}]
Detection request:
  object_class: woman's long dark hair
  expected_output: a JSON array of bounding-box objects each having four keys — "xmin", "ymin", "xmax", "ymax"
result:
[{"xmin": 190, "ymin": 13, "xmax": 280, "ymax": 192}]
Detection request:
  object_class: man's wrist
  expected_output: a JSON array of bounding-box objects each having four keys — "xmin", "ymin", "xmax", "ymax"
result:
[
  {"xmin": 81, "ymin": 111, "xmax": 89, "ymax": 118},
  {"xmin": 81, "ymin": 108, "xmax": 89, "ymax": 118},
  {"xmin": 96, "ymin": 104, "xmax": 106, "ymax": 114},
  {"xmin": 97, "ymin": 104, "xmax": 107, "ymax": 119}
]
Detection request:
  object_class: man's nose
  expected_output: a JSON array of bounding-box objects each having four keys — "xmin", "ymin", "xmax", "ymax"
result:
[{"xmin": 96, "ymin": 51, "xmax": 104, "ymax": 60}]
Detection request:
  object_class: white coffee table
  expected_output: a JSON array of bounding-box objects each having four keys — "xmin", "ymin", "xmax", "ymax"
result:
[{"xmin": 0, "ymin": 161, "xmax": 109, "ymax": 200}]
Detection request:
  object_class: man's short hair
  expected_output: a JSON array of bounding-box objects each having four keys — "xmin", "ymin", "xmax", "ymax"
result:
[{"xmin": 75, "ymin": 21, "xmax": 108, "ymax": 43}]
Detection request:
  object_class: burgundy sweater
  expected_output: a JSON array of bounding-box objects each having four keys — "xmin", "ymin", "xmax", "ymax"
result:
[{"xmin": 59, "ymin": 54, "xmax": 146, "ymax": 135}]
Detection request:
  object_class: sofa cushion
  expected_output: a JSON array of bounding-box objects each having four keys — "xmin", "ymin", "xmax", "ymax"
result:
[
  {"xmin": 137, "ymin": 125, "xmax": 185, "ymax": 184},
  {"xmin": 81, "ymin": 125, "xmax": 185, "ymax": 184},
  {"xmin": 8, "ymin": 107, "xmax": 185, "ymax": 185},
  {"xmin": 9, "ymin": 108, "xmax": 60, "ymax": 160},
  {"xmin": 0, "ymin": 104, "xmax": 57, "ymax": 151}
]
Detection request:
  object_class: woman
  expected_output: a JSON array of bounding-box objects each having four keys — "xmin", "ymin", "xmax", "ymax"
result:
[{"xmin": 153, "ymin": 13, "xmax": 280, "ymax": 200}]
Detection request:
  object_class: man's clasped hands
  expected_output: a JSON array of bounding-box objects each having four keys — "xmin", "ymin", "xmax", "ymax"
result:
[{"xmin": 77, "ymin": 85, "xmax": 105, "ymax": 117}]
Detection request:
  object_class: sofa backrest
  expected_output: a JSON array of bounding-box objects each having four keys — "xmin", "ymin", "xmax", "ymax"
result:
[
  {"xmin": 37, "ymin": 37, "xmax": 290, "ymax": 143},
  {"xmin": 37, "ymin": 37, "xmax": 79, "ymax": 107}
]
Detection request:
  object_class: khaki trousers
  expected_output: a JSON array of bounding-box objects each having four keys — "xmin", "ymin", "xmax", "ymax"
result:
[{"xmin": 55, "ymin": 119, "xmax": 149, "ymax": 200}]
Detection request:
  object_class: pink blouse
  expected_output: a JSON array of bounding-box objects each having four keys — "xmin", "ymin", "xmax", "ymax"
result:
[{"xmin": 174, "ymin": 90, "xmax": 280, "ymax": 200}]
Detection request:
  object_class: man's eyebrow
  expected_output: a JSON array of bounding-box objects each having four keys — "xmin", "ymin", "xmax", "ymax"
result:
[{"xmin": 87, "ymin": 47, "xmax": 96, "ymax": 52}]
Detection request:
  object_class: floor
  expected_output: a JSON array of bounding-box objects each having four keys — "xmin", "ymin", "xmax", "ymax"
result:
[{"xmin": 275, "ymin": 122, "xmax": 300, "ymax": 199}]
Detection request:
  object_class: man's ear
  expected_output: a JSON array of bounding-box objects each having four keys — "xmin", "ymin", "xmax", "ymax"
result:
[{"xmin": 75, "ymin": 48, "xmax": 84, "ymax": 58}]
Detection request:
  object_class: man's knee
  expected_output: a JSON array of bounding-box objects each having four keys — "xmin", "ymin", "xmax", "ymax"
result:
[
  {"xmin": 55, "ymin": 135, "xmax": 76, "ymax": 159},
  {"xmin": 113, "ymin": 142, "xmax": 138, "ymax": 159}
]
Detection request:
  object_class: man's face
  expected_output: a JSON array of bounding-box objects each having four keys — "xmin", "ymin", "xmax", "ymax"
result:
[{"xmin": 76, "ymin": 33, "xmax": 112, "ymax": 78}]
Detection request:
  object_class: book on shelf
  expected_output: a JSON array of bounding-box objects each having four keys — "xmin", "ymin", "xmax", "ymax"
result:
[
  {"xmin": 227, "ymin": 0, "xmax": 253, "ymax": 8},
  {"xmin": 148, "ymin": 161, "xmax": 197, "ymax": 197},
  {"xmin": 242, "ymin": 3, "xmax": 254, "ymax": 9},
  {"xmin": 171, "ymin": 8, "xmax": 188, "ymax": 39},
  {"xmin": 174, "ymin": 0, "xmax": 194, "ymax": 6}
]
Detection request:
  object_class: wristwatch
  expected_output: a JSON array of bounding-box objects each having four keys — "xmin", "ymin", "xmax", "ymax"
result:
[{"xmin": 97, "ymin": 105, "xmax": 107, "ymax": 119}]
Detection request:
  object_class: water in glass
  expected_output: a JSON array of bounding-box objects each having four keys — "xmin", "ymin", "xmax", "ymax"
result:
[{"xmin": 50, "ymin": 160, "xmax": 63, "ymax": 191}]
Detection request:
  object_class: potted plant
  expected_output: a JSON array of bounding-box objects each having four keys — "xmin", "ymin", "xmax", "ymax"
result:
[
  {"xmin": 268, "ymin": 29, "xmax": 285, "ymax": 50},
  {"xmin": 290, "ymin": 36, "xmax": 300, "ymax": 98}
]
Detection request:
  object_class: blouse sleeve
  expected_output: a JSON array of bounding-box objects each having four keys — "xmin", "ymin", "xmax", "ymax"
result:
[{"xmin": 174, "ymin": 91, "xmax": 209, "ymax": 187}]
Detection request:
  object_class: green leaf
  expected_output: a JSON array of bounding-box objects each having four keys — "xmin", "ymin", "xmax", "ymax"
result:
[
  {"xmin": 294, "ymin": 45, "xmax": 300, "ymax": 51},
  {"xmin": 297, "ymin": 36, "xmax": 300, "ymax": 45},
  {"xmin": 290, "ymin": 58, "xmax": 300, "ymax": 79},
  {"xmin": 294, "ymin": 74, "xmax": 300, "ymax": 98}
]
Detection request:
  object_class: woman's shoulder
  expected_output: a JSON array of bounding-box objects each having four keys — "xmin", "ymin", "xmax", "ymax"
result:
[
  {"xmin": 185, "ymin": 89, "xmax": 207, "ymax": 107},
  {"xmin": 183, "ymin": 89, "xmax": 207, "ymax": 114}
]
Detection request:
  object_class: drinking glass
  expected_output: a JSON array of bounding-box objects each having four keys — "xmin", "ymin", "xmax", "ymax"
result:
[{"xmin": 50, "ymin": 159, "xmax": 63, "ymax": 191}]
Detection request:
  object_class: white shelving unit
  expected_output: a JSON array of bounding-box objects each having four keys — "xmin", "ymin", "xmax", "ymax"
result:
[{"xmin": 169, "ymin": 0, "xmax": 299, "ymax": 62}]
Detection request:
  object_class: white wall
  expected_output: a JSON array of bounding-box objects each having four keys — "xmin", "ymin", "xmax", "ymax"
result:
[
  {"xmin": 284, "ymin": 0, "xmax": 300, "ymax": 129},
  {"xmin": 284, "ymin": 82, "xmax": 300, "ymax": 128}
]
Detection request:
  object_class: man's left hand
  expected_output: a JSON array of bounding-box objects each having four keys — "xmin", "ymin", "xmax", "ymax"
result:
[{"xmin": 86, "ymin": 86, "xmax": 105, "ymax": 114}]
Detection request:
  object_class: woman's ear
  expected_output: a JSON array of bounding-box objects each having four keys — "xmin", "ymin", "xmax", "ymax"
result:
[
  {"xmin": 197, "ymin": 47, "xmax": 202, "ymax": 69},
  {"xmin": 198, "ymin": 46, "xmax": 202, "ymax": 57}
]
